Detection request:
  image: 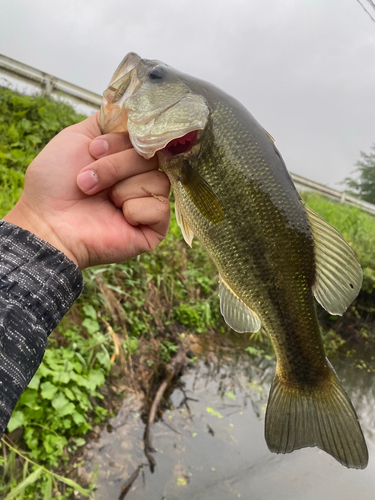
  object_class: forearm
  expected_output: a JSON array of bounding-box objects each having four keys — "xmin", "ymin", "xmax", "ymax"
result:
[{"xmin": 0, "ymin": 221, "xmax": 83, "ymax": 436}]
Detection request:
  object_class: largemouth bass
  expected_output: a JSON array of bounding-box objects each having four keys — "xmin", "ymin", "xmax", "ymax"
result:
[{"xmin": 100, "ymin": 53, "xmax": 368, "ymax": 469}]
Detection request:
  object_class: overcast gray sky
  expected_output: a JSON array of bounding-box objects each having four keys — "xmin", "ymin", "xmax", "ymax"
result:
[{"xmin": 1, "ymin": 0, "xmax": 374, "ymax": 187}]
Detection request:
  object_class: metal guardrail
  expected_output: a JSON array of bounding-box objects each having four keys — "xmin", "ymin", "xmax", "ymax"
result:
[
  {"xmin": 0, "ymin": 53, "xmax": 101, "ymax": 109},
  {"xmin": 1, "ymin": 53, "xmax": 375, "ymax": 217},
  {"xmin": 291, "ymin": 173, "xmax": 375, "ymax": 216}
]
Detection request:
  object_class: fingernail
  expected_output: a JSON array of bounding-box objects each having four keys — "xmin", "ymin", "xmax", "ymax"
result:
[
  {"xmin": 77, "ymin": 170, "xmax": 98, "ymax": 192},
  {"xmin": 90, "ymin": 139, "xmax": 109, "ymax": 157}
]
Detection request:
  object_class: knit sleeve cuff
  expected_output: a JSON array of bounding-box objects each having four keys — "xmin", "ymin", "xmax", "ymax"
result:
[
  {"xmin": 0, "ymin": 220, "xmax": 83, "ymax": 331},
  {"xmin": 0, "ymin": 220, "xmax": 83, "ymax": 435}
]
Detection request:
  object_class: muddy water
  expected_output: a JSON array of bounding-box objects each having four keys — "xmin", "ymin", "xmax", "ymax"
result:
[{"xmin": 84, "ymin": 351, "xmax": 375, "ymax": 500}]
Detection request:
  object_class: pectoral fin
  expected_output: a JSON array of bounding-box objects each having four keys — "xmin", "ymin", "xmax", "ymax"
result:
[
  {"xmin": 219, "ymin": 278, "xmax": 261, "ymax": 333},
  {"xmin": 179, "ymin": 162, "xmax": 224, "ymax": 225},
  {"xmin": 305, "ymin": 205, "xmax": 363, "ymax": 315},
  {"xmin": 175, "ymin": 197, "xmax": 194, "ymax": 247}
]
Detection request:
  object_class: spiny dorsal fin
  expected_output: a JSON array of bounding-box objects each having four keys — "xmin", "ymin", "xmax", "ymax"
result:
[
  {"xmin": 219, "ymin": 278, "xmax": 261, "ymax": 333},
  {"xmin": 174, "ymin": 197, "xmax": 194, "ymax": 247},
  {"xmin": 265, "ymin": 361, "xmax": 368, "ymax": 469},
  {"xmin": 305, "ymin": 204, "xmax": 363, "ymax": 315},
  {"xmin": 263, "ymin": 128, "xmax": 275, "ymax": 142}
]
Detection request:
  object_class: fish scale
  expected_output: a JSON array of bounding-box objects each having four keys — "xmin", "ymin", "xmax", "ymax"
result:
[
  {"xmin": 100, "ymin": 52, "xmax": 368, "ymax": 469},
  {"xmin": 166, "ymin": 106, "xmax": 329, "ymax": 399}
]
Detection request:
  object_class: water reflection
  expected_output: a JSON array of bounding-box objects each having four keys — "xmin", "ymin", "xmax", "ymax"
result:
[{"xmin": 84, "ymin": 349, "xmax": 375, "ymax": 500}]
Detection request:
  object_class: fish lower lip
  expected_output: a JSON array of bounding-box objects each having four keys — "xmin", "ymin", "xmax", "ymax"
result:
[{"xmin": 164, "ymin": 131, "xmax": 197, "ymax": 156}]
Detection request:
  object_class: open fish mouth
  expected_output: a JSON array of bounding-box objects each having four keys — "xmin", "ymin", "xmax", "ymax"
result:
[
  {"xmin": 161, "ymin": 130, "xmax": 198, "ymax": 157},
  {"xmin": 129, "ymin": 124, "xmax": 201, "ymax": 160}
]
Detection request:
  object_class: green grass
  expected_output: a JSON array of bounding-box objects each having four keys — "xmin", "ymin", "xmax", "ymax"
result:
[{"xmin": 0, "ymin": 86, "xmax": 86, "ymax": 218}]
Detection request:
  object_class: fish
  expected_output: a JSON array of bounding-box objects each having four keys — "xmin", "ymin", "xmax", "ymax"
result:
[{"xmin": 100, "ymin": 53, "xmax": 368, "ymax": 469}]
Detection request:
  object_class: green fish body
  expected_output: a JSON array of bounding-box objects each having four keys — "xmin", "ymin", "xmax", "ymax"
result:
[{"xmin": 100, "ymin": 53, "xmax": 368, "ymax": 469}]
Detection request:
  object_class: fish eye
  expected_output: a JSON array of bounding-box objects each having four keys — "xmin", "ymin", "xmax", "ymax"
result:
[{"xmin": 148, "ymin": 65, "xmax": 166, "ymax": 80}]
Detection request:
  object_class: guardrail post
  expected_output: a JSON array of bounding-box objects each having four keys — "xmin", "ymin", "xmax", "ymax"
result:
[{"xmin": 42, "ymin": 77, "xmax": 54, "ymax": 96}]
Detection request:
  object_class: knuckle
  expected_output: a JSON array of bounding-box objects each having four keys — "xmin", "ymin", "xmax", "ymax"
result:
[
  {"xmin": 122, "ymin": 199, "xmax": 136, "ymax": 223},
  {"xmin": 156, "ymin": 172, "xmax": 171, "ymax": 191},
  {"xmin": 157, "ymin": 198, "xmax": 171, "ymax": 215},
  {"xmin": 109, "ymin": 183, "xmax": 122, "ymax": 207},
  {"xmin": 105, "ymin": 156, "xmax": 122, "ymax": 179}
]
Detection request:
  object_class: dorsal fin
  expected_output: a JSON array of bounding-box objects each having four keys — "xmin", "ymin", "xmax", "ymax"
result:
[
  {"xmin": 219, "ymin": 278, "xmax": 261, "ymax": 333},
  {"xmin": 305, "ymin": 205, "xmax": 363, "ymax": 315}
]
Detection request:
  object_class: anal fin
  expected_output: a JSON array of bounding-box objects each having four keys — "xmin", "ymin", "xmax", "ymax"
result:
[{"xmin": 265, "ymin": 361, "xmax": 368, "ymax": 469}]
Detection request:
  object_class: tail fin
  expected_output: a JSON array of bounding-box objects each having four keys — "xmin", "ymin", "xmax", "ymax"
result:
[{"xmin": 265, "ymin": 363, "xmax": 368, "ymax": 469}]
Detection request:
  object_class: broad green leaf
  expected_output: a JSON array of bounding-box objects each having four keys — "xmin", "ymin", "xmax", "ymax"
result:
[
  {"xmin": 37, "ymin": 363, "xmax": 53, "ymax": 377},
  {"xmin": 53, "ymin": 371, "xmax": 71, "ymax": 384},
  {"xmin": 72, "ymin": 411, "xmax": 86, "ymax": 426},
  {"xmin": 86, "ymin": 370, "xmax": 105, "ymax": 391},
  {"xmin": 43, "ymin": 434, "xmax": 67, "ymax": 454},
  {"xmin": 19, "ymin": 390, "xmax": 39, "ymax": 409},
  {"xmin": 82, "ymin": 318, "xmax": 100, "ymax": 334},
  {"xmin": 82, "ymin": 305, "xmax": 97, "ymax": 320},
  {"xmin": 52, "ymin": 393, "xmax": 75, "ymax": 417},
  {"xmin": 28, "ymin": 373, "xmax": 41, "ymax": 390},
  {"xmin": 7, "ymin": 124, "xmax": 19, "ymax": 142},
  {"xmin": 51, "ymin": 393, "xmax": 69, "ymax": 409},
  {"xmin": 63, "ymin": 418, "xmax": 72, "ymax": 429},
  {"xmin": 64, "ymin": 387, "xmax": 75, "ymax": 401},
  {"xmin": 41, "ymin": 381, "xmax": 58, "ymax": 400},
  {"xmin": 96, "ymin": 351, "xmax": 111, "ymax": 370},
  {"xmin": 7, "ymin": 411, "xmax": 24, "ymax": 433}
]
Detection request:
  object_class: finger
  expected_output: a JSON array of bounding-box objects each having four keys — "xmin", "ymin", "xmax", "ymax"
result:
[
  {"xmin": 123, "ymin": 196, "xmax": 170, "ymax": 239},
  {"xmin": 110, "ymin": 170, "xmax": 170, "ymax": 208},
  {"xmin": 65, "ymin": 111, "xmax": 101, "ymax": 139},
  {"xmin": 77, "ymin": 148, "xmax": 158, "ymax": 195},
  {"xmin": 89, "ymin": 133, "xmax": 132, "ymax": 159}
]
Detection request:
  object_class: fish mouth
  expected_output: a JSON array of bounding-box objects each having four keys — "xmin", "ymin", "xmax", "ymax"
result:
[{"xmin": 162, "ymin": 130, "xmax": 198, "ymax": 157}]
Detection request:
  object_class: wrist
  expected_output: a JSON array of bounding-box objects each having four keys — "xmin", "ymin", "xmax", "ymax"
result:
[{"xmin": 4, "ymin": 201, "xmax": 80, "ymax": 267}]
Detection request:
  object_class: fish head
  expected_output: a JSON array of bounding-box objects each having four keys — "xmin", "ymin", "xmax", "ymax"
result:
[{"xmin": 100, "ymin": 53, "xmax": 209, "ymax": 159}]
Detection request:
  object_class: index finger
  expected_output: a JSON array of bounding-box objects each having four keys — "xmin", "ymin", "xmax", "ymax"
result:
[
  {"xmin": 89, "ymin": 133, "xmax": 132, "ymax": 159},
  {"xmin": 77, "ymin": 148, "xmax": 159, "ymax": 195}
]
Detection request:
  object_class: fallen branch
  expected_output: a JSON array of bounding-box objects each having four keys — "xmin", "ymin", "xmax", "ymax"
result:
[
  {"xmin": 98, "ymin": 313, "xmax": 121, "ymax": 363},
  {"xmin": 143, "ymin": 350, "xmax": 189, "ymax": 472},
  {"xmin": 162, "ymin": 413, "xmax": 182, "ymax": 435},
  {"xmin": 118, "ymin": 464, "xmax": 147, "ymax": 500}
]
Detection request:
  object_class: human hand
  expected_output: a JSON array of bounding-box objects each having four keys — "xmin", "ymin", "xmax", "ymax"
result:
[{"xmin": 4, "ymin": 112, "xmax": 170, "ymax": 269}]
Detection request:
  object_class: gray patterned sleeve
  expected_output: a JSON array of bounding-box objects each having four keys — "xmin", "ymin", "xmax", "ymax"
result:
[{"xmin": 0, "ymin": 220, "xmax": 83, "ymax": 436}]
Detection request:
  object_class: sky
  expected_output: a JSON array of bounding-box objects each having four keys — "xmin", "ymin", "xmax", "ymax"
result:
[{"xmin": 0, "ymin": 0, "xmax": 374, "ymax": 187}]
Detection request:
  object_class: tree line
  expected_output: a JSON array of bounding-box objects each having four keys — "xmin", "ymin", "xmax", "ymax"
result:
[{"xmin": 345, "ymin": 144, "xmax": 375, "ymax": 204}]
